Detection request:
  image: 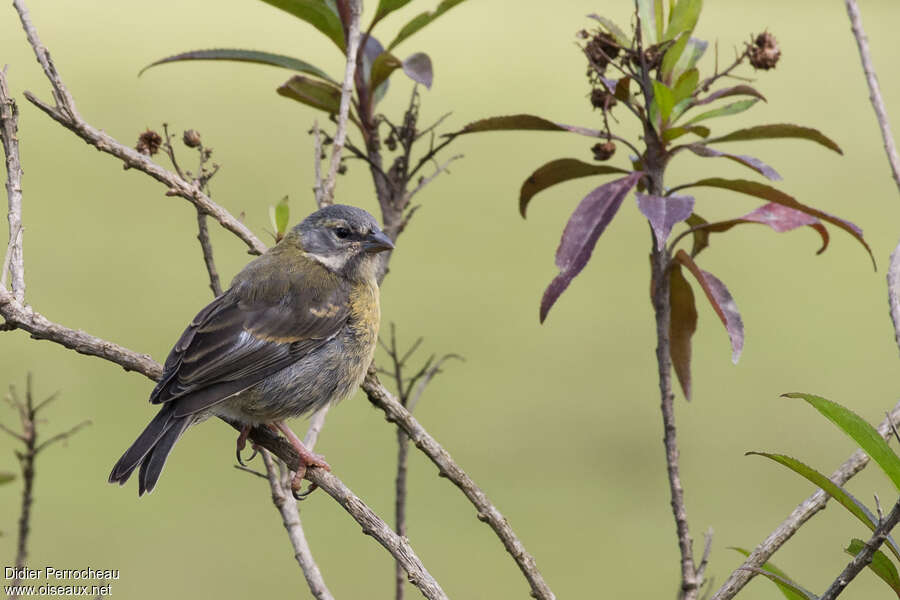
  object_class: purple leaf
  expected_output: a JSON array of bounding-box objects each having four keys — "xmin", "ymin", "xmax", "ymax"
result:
[
  {"xmin": 693, "ymin": 203, "xmax": 830, "ymax": 255},
  {"xmin": 685, "ymin": 144, "xmax": 781, "ymax": 181},
  {"xmin": 520, "ymin": 159, "xmax": 630, "ymax": 217},
  {"xmin": 402, "ymin": 52, "xmax": 433, "ymax": 88},
  {"xmin": 540, "ymin": 172, "xmax": 644, "ymax": 323},
  {"xmin": 705, "ymin": 123, "xmax": 843, "ymax": 154},
  {"xmin": 670, "ymin": 264, "xmax": 698, "ymax": 400},
  {"xmin": 675, "ymin": 250, "xmax": 744, "ymax": 363},
  {"xmin": 673, "ymin": 177, "xmax": 873, "ymax": 267},
  {"xmin": 637, "ymin": 193, "xmax": 695, "ymax": 250},
  {"xmin": 693, "ymin": 85, "xmax": 767, "ymax": 106},
  {"xmin": 456, "ymin": 114, "xmax": 604, "ymax": 138}
]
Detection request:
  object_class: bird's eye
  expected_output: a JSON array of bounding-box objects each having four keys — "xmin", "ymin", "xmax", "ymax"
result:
[{"xmin": 334, "ymin": 227, "xmax": 351, "ymax": 239}]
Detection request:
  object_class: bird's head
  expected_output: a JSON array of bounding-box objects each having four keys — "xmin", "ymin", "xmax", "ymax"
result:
[{"xmin": 287, "ymin": 204, "xmax": 394, "ymax": 281}]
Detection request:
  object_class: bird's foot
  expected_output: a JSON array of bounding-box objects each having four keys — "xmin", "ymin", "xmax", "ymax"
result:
[
  {"xmin": 273, "ymin": 421, "xmax": 331, "ymax": 499},
  {"xmin": 235, "ymin": 425, "xmax": 259, "ymax": 466}
]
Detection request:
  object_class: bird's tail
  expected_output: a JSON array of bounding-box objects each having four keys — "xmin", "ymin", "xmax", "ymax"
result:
[{"xmin": 109, "ymin": 403, "xmax": 192, "ymax": 495}]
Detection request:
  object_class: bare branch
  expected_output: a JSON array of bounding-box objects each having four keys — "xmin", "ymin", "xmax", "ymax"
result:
[
  {"xmin": 312, "ymin": 121, "xmax": 325, "ymax": 208},
  {"xmin": 321, "ymin": 0, "xmax": 362, "ymax": 205},
  {"xmin": 0, "ymin": 66, "xmax": 25, "ymax": 304},
  {"xmin": 403, "ymin": 154, "xmax": 463, "ymax": 207},
  {"xmin": 820, "ymin": 496, "xmax": 900, "ymax": 600},
  {"xmin": 261, "ymin": 450, "xmax": 335, "ymax": 600},
  {"xmin": 363, "ymin": 371, "xmax": 557, "ymax": 600},
  {"xmin": 711, "ymin": 399, "xmax": 900, "ymax": 600},
  {"xmin": 34, "ymin": 419, "xmax": 91, "ymax": 453},
  {"xmin": 12, "ymin": 0, "xmax": 266, "ymax": 256},
  {"xmin": 196, "ymin": 210, "xmax": 223, "ymax": 297}
]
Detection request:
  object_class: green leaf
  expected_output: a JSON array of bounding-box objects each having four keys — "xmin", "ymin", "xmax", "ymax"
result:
[
  {"xmin": 672, "ymin": 37, "xmax": 707, "ymax": 79},
  {"xmin": 660, "ymin": 33, "xmax": 690, "ymax": 83},
  {"xmin": 663, "ymin": 125, "xmax": 710, "ymax": 142},
  {"xmin": 0, "ymin": 472, "xmax": 14, "ymax": 486},
  {"xmin": 730, "ymin": 549, "xmax": 818, "ymax": 600},
  {"xmin": 652, "ymin": 80, "xmax": 675, "ymax": 124},
  {"xmin": 747, "ymin": 452, "xmax": 900, "ymax": 562},
  {"xmin": 277, "ymin": 75, "xmax": 342, "ymax": 114},
  {"xmin": 683, "ymin": 99, "xmax": 758, "ymax": 125},
  {"xmin": 673, "ymin": 178, "xmax": 874, "ymax": 266},
  {"xmin": 371, "ymin": 0, "xmax": 414, "ymax": 29},
  {"xmin": 785, "ymin": 393, "xmax": 900, "ymax": 491},
  {"xmin": 259, "ymin": 0, "xmax": 346, "ymax": 49},
  {"xmin": 654, "ymin": 0, "xmax": 665, "ymax": 41},
  {"xmin": 274, "ymin": 197, "xmax": 290, "ymax": 236},
  {"xmin": 663, "ymin": 0, "xmax": 703, "ymax": 41},
  {"xmin": 587, "ymin": 15, "xmax": 630, "ymax": 47},
  {"xmin": 636, "ymin": 0, "xmax": 657, "ymax": 44},
  {"xmin": 846, "ymin": 539, "xmax": 900, "ymax": 597},
  {"xmin": 519, "ymin": 159, "xmax": 630, "ymax": 218},
  {"xmin": 139, "ymin": 48, "xmax": 335, "ymax": 82},
  {"xmin": 388, "ymin": 0, "xmax": 468, "ymax": 51},
  {"xmin": 672, "ymin": 69, "xmax": 699, "ymax": 105},
  {"xmin": 706, "ymin": 123, "xmax": 843, "ymax": 155}
]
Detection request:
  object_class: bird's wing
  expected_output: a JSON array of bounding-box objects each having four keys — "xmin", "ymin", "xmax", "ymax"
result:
[{"xmin": 149, "ymin": 257, "xmax": 350, "ymax": 417}]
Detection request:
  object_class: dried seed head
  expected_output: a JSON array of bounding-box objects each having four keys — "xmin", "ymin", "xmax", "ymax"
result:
[
  {"xmin": 749, "ymin": 31, "xmax": 780, "ymax": 70},
  {"xmin": 585, "ymin": 32, "xmax": 619, "ymax": 70},
  {"xmin": 385, "ymin": 131, "xmax": 398, "ymax": 151},
  {"xmin": 135, "ymin": 129, "xmax": 162, "ymax": 156},
  {"xmin": 182, "ymin": 129, "xmax": 202, "ymax": 148},
  {"xmin": 630, "ymin": 44, "xmax": 663, "ymax": 72},
  {"xmin": 590, "ymin": 87, "xmax": 617, "ymax": 110},
  {"xmin": 591, "ymin": 141, "xmax": 616, "ymax": 161}
]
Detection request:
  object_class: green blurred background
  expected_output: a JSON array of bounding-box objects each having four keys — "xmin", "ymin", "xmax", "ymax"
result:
[{"xmin": 2, "ymin": 1, "xmax": 900, "ymax": 598}]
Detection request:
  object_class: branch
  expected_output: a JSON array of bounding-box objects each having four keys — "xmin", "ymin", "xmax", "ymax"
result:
[
  {"xmin": 403, "ymin": 154, "xmax": 463, "ymax": 207},
  {"xmin": 12, "ymin": 0, "xmax": 266, "ymax": 256},
  {"xmin": 196, "ymin": 210, "xmax": 223, "ymax": 297},
  {"xmin": 711, "ymin": 398, "xmax": 900, "ymax": 600},
  {"xmin": 0, "ymin": 66, "xmax": 24, "ymax": 305},
  {"xmin": 321, "ymin": 0, "xmax": 362, "ymax": 205},
  {"xmin": 820, "ymin": 496, "xmax": 900, "ymax": 600},
  {"xmin": 362, "ymin": 371, "xmax": 557, "ymax": 600}
]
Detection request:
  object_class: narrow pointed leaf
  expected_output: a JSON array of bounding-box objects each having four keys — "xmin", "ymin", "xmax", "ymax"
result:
[
  {"xmin": 636, "ymin": 0, "xmax": 658, "ymax": 44},
  {"xmin": 747, "ymin": 452, "xmax": 900, "ymax": 562},
  {"xmin": 540, "ymin": 172, "xmax": 643, "ymax": 323},
  {"xmin": 674, "ymin": 250, "xmax": 743, "ymax": 362},
  {"xmin": 685, "ymin": 144, "xmax": 781, "ymax": 180},
  {"xmin": 685, "ymin": 213, "xmax": 709, "ymax": 257},
  {"xmin": 740, "ymin": 567, "xmax": 819, "ymax": 600},
  {"xmin": 260, "ymin": 0, "xmax": 345, "ymax": 49},
  {"xmin": 690, "ymin": 203, "xmax": 830, "ymax": 255},
  {"xmin": 663, "ymin": 125, "xmax": 710, "ymax": 142},
  {"xmin": 706, "ymin": 123, "xmax": 843, "ymax": 154},
  {"xmin": 731, "ymin": 548, "xmax": 814, "ymax": 600},
  {"xmin": 845, "ymin": 539, "xmax": 900, "ymax": 597},
  {"xmin": 456, "ymin": 114, "xmax": 604, "ymax": 138},
  {"xmin": 277, "ymin": 75, "xmax": 342, "ymax": 114},
  {"xmin": 402, "ymin": 52, "xmax": 433, "ymax": 88},
  {"xmin": 784, "ymin": 393, "xmax": 900, "ymax": 492},
  {"xmin": 388, "ymin": 0, "xmax": 468, "ymax": 51},
  {"xmin": 672, "ymin": 69, "xmax": 699, "ymax": 104},
  {"xmin": 652, "ymin": 81, "xmax": 676, "ymax": 124},
  {"xmin": 674, "ymin": 178, "xmax": 874, "ymax": 266},
  {"xmin": 588, "ymin": 14, "xmax": 629, "ymax": 46},
  {"xmin": 663, "ymin": 0, "xmax": 702, "ymax": 41},
  {"xmin": 274, "ymin": 197, "xmax": 290, "ymax": 236},
  {"xmin": 519, "ymin": 159, "xmax": 630, "ymax": 218},
  {"xmin": 670, "ymin": 264, "xmax": 698, "ymax": 400},
  {"xmin": 672, "ymin": 37, "xmax": 707, "ymax": 78},
  {"xmin": 371, "ymin": 0, "xmax": 414, "ymax": 29},
  {"xmin": 637, "ymin": 193, "xmax": 694, "ymax": 249},
  {"xmin": 683, "ymin": 98, "xmax": 758, "ymax": 125},
  {"xmin": 654, "ymin": 0, "xmax": 665, "ymax": 41},
  {"xmin": 695, "ymin": 85, "xmax": 767, "ymax": 106},
  {"xmin": 139, "ymin": 48, "xmax": 336, "ymax": 82}
]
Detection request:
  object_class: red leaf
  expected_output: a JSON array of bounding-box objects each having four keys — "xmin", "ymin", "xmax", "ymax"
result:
[
  {"xmin": 691, "ymin": 203, "xmax": 830, "ymax": 255},
  {"xmin": 519, "ymin": 159, "xmax": 630, "ymax": 217},
  {"xmin": 636, "ymin": 193, "xmax": 695, "ymax": 250},
  {"xmin": 456, "ymin": 114, "xmax": 604, "ymax": 138},
  {"xmin": 675, "ymin": 250, "xmax": 744, "ymax": 363},
  {"xmin": 670, "ymin": 264, "xmax": 698, "ymax": 400},
  {"xmin": 540, "ymin": 172, "xmax": 644, "ymax": 323}
]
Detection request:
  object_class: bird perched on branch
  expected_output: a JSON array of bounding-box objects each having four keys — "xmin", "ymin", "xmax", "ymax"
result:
[{"xmin": 109, "ymin": 204, "xmax": 393, "ymax": 496}]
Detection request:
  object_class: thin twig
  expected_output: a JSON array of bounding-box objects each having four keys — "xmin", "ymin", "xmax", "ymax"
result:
[
  {"xmin": 313, "ymin": 121, "xmax": 325, "ymax": 207},
  {"xmin": 363, "ymin": 371, "xmax": 557, "ymax": 600},
  {"xmin": 711, "ymin": 399, "xmax": 900, "ymax": 600},
  {"xmin": 0, "ymin": 66, "xmax": 25, "ymax": 304},
  {"xmin": 403, "ymin": 154, "xmax": 463, "ymax": 207},
  {"xmin": 12, "ymin": 0, "xmax": 265, "ymax": 256},
  {"xmin": 820, "ymin": 496, "xmax": 900, "ymax": 600},
  {"xmin": 196, "ymin": 210, "xmax": 223, "ymax": 297},
  {"xmin": 321, "ymin": 0, "xmax": 362, "ymax": 205}
]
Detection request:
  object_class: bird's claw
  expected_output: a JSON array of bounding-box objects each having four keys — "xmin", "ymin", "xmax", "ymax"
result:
[{"xmin": 236, "ymin": 444, "xmax": 259, "ymax": 467}]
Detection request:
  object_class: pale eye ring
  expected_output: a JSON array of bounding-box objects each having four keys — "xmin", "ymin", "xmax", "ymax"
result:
[{"xmin": 334, "ymin": 227, "xmax": 351, "ymax": 239}]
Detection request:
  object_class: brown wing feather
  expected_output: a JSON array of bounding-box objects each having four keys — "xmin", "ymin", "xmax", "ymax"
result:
[{"xmin": 149, "ymin": 252, "xmax": 349, "ymax": 416}]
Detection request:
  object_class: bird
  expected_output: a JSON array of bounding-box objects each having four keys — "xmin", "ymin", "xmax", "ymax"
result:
[{"xmin": 109, "ymin": 204, "xmax": 393, "ymax": 496}]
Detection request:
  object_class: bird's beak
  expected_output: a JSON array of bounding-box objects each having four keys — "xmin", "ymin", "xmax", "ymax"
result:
[{"xmin": 363, "ymin": 229, "xmax": 395, "ymax": 253}]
